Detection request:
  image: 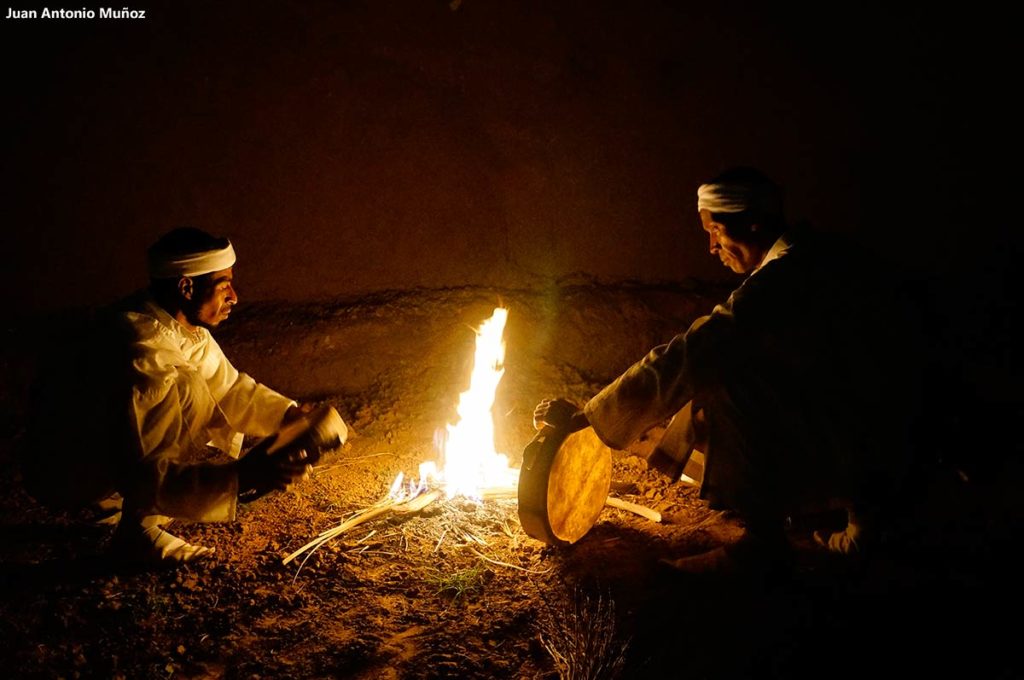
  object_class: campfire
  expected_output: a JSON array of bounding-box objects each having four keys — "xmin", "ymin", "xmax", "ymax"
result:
[
  {"xmin": 284, "ymin": 307, "xmax": 519, "ymax": 566},
  {"xmin": 284, "ymin": 307, "xmax": 657, "ymax": 569},
  {"xmin": 391, "ymin": 306, "xmax": 519, "ymax": 503}
]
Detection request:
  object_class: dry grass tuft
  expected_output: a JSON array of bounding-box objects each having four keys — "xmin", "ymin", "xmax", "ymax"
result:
[{"xmin": 537, "ymin": 585, "xmax": 630, "ymax": 680}]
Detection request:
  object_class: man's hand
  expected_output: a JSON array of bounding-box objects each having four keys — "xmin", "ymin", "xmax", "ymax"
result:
[
  {"xmin": 533, "ymin": 398, "xmax": 589, "ymax": 433},
  {"xmin": 237, "ymin": 434, "xmax": 313, "ymax": 499},
  {"xmin": 282, "ymin": 402, "xmax": 316, "ymax": 426}
]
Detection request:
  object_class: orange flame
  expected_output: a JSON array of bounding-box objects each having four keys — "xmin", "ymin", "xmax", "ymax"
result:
[{"xmin": 390, "ymin": 307, "xmax": 518, "ymax": 502}]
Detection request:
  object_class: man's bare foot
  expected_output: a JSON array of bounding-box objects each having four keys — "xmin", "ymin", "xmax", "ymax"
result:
[{"xmin": 110, "ymin": 518, "xmax": 214, "ymax": 565}]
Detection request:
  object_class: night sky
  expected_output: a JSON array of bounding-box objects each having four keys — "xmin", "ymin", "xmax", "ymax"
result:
[{"xmin": 2, "ymin": 1, "xmax": 1017, "ymax": 317}]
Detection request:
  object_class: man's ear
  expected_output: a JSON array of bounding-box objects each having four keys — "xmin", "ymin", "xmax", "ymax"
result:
[{"xmin": 177, "ymin": 276, "xmax": 194, "ymax": 301}]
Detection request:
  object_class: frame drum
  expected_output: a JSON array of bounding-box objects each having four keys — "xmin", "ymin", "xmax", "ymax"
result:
[
  {"xmin": 518, "ymin": 426, "xmax": 611, "ymax": 546},
  {"xmin": 267, "ymin": 404, "xmax": 347, "ymax": 461}
]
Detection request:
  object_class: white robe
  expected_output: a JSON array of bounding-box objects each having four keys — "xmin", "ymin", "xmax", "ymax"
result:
[{"xmin": 26, "ymin": 291, "xmax": 295, "ymax": 521}]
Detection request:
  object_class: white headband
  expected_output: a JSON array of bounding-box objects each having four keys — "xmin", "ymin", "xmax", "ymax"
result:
[
  {"xmin": 148, "ymin": 242, "xmax": 236, "ymax": 279},
  {"xmin": 697, "ymin": 182, "xmax": 782, "ymax": 215}
]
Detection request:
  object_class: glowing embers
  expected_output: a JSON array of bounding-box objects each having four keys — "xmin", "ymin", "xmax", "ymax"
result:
[{"xmin": 390, "ymin": 307, "xmax": 519, "ymax": 504}]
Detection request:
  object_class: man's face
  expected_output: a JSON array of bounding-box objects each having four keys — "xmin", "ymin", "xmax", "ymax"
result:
[
  {"xmin": 700, "ymin": 209, "xmax": 766, "ymax": 274},
  {"xmin": 185, "ymin": 267, "xmax": 238, "ymax": 329}
]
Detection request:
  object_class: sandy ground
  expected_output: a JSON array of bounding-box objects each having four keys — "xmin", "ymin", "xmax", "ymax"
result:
[{"xmin": 1, "ymin": 286, "xmax": 1021, "ymax": 679}]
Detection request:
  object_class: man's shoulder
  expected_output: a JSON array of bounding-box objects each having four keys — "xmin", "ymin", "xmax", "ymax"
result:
[
  {"xmin": 754, "ymin": 226, "xmax": 865, "ymax": 279},
  {"xmin": 102, "ymin": 290, "xmax": 152, "ymax": 325},
  {"xmin": 786, "ymin": 225, "xmax": 873, "ymax": 260},
  {"xmin": 100, "ymin": 290, "xmax": 186, "ymax": 351}
]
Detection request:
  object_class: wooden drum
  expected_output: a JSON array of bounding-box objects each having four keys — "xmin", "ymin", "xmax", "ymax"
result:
[
  {"xmin": 517, "ymin": 426, "xmax": 611, "ymax": 546},
  {"xmin": 267, "ymin": 404, "xmax": 348, "ymax": 463}
]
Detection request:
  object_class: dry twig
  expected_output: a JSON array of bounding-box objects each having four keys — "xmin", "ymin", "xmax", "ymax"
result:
[
  {"xmin": 469, "ymin": 548, "xmax": 552, "ymax": 574},
  {"xmin": 605, "ymin": 496, "xmax": 661, "ymax": 522},
  {"xmin": 284, "ymin": 490, "xmax": 443, "ymax": 568}
]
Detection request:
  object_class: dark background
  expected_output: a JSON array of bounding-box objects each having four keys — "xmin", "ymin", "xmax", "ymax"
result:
[
  {"xmin": 3, "ymin": 1, "xmax": 1016, "ymax": 304},
  {"xmin": 2, "ymin": 1, "xmax": 1020, "ymax": 467}
]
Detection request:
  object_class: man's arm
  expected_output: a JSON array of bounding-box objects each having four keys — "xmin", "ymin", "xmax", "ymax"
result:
[
  {"xmin": 584, "ymin": 306, "xmax": 737, "ymax": 450},
  {"xmin": 199, "ymin": 334, "xmax": 297, "ymax": 436}
]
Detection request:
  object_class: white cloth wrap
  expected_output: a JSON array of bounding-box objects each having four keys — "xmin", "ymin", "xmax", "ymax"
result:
[
  {"xmin": 697, "ymin": 182, "xmax": 782, "ymax": 215},
  {"xmin": 148, "ymin": 243, "xmax": 236, "ymax": 279}
]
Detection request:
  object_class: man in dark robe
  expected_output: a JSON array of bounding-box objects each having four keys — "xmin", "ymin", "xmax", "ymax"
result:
[{"xmin": 534, "ymin": 167, "xmax": 922, "ymax": 573}]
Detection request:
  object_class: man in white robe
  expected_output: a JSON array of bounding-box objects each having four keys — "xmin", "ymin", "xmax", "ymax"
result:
[
  {"xmin": 25, "ymin": 227, "xmax": 347, "ymax": 564},
  {"xmin": 534, "ymin": 168, "xmax": 922, "ymax": 574}
]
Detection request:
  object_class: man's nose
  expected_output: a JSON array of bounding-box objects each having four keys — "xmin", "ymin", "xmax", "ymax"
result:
[
  {"xmin": 708, "ymin": 232, "xmax": 719, "ymax": 252},
  {"xmin": 227, "ymin": 286, "xmax": 239, "ymax": 304}
]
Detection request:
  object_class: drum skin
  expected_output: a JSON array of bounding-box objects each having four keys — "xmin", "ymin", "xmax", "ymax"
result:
[
  {"xmin": 268, "ymin": 404, "xmax": 347, "ymax": 463},
  {"xmin": 518, "ymin": 426, "xmax": 611, "ymax": 546}
]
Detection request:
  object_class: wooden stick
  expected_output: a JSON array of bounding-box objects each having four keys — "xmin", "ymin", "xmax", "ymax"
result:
[
  {"xmin": 394, "ymin": 489, "xmax": 443, "ymax": 514},
  {"xmin": 284, "ymin": 500, "xmax": 397, "ymax": 565},
  {"xmin": 605, "ymin": 496, "xmax": 662, "ymax": 523},
  {"xmin": 284, "ymin": 490, "xmax": 446, "ymax": 566}
]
